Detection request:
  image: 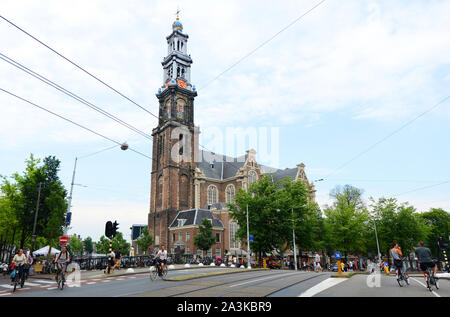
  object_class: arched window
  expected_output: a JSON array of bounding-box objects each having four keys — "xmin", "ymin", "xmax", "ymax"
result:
[
  {"xmin": 229, "ymin": 221, "xmax": 239, "ymax": 249},
  {"xmin": 207, "ymin": 185, "xmax": 218, "ymax": 205},
  {"xmin": 225, "ymin": 184, "xmax": 235, "ymax": 204},
  {"xmin": 248, "ymin": 170, "xmax": 258, "ymax": 185}
]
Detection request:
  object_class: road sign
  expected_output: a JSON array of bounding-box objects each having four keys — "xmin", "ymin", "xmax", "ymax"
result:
[
  {"xmin": 334, "ymin": 251, "xmax": 342, "ymax": 260},
  {"xmin": 59, "ymin": 236, "xmax": 69, "ymax": 245},
  {"xmin": 249, "ymin": 235, "xmax": 254, "ymax": 242}
]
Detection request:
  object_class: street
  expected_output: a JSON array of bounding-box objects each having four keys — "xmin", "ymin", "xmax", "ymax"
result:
[{"xmin": 1, "ymin": 268, "xmax": 448, "ymax": 297}]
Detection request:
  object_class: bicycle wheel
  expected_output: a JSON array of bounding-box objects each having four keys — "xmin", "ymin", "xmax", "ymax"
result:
[
  {"xmin": 162, "ymin": 265, "xmax": 168, "ymax": 280},
  {"xmin": 150, "ymin": 267, "xmax": 157, "ymax": 281},
  {"xmin": 20, "ymin": 276, "xmax": 25, "ymax": 288},
  {"xmin": 13, "ymin": 275, "xmax": 18, "ymax": 292}
]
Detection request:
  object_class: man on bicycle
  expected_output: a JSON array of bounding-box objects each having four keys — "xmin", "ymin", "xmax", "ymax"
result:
[
  {"xmin": 415, "ymin": 241, "xmax": 438, "ymax": 281},
  {"xmin": 54, "ymin": 246, "xmax": 70, "ymax": 280},
  {"xmin": 153, "ymin": 245, "xmax": 167, "ymax": 276},
  {"xmin": 390, "ymin": 243, "xmax": 408, "ymax": 279}
]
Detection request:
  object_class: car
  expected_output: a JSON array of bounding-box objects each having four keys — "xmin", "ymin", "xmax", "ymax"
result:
[{"xmin": 330, "ymin": 265, "xmax": 338, "ymax": 272}]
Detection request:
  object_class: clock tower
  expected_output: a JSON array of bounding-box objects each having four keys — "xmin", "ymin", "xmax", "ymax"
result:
[{"xmin": 148, "ymin": 15, "xmax": 198, "ymax": 249}]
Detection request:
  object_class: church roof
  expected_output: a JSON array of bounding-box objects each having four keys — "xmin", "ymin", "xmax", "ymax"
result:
[
  {"xmin": 267, "ymin": 168, "xmax": 298, "ymax": 184},
  {"xmin": 169, "ymin": 208, "xmax": 224, "ymax": 228},
  {"xmin": 198, "ymin": 150, "xmax": 246, "ymax": 180}
]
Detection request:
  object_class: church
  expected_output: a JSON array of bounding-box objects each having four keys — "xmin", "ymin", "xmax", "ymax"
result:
[{"xmin": 147, "ymin": 16, "xmax": 316, "ymax": 259}]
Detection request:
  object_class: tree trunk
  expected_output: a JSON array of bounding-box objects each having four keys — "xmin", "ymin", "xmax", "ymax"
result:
[{"xmin": 20, "ymin": 227, "xmax": 26, "ymax": 249}]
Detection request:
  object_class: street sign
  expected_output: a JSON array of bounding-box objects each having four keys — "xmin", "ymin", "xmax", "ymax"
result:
[
  {"xmin": 65, "ymin": 212, "xmax": 72, "ymax": 226},
  {"xmin": 334, "ymin": 251, "xmax": 342, "ymax": 260},
  {"xmin": 249, "ymin": 235, "xmax": 254, "ymax": 242},
  {"xmin": 59, "ymin": 236, "xmax": 69, "ymax": 245}
]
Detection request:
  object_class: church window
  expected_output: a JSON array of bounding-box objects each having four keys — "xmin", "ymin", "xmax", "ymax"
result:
[
  {"xmin": 248, "ymin": 170, "xmax": 258, "ymax": 185},
  {"xmin": 177, "ymin": 41, "xmax": 180, "ymax": 51},
  {"xmin": 181, "ymin": 42, "xmax": 184, "ymax": 51},
  {"xmin": 177, "ymin": 66, "xmax": 180, "ymax": 78},
  {"xmin": 181, "ymin": 68, "xmax": 185, "ymax": 78},
  {"xmin": 216, "ymin": 233, "xmax": 220, "ymax": 243},
  {"xmin": 186, "ymin": 232, "xmax": 190, "ymax": 242},
  {"xmin": 207, "ymin": 185, "xmax": 218, "ymax": 205},
  {"xmin": 158, "ymin": 176, "xmax": 163, "ymax": 207},
  {"xmin": 229, "ymin": 221, "xmax": 239, "ymax": 249},
  {"xmin": 216, "ymin": 248, "xmax": 221, "ymax": 257},
  {"xmin": 226, "ymin": 184, "xmax": 235, "ymax": 204}
]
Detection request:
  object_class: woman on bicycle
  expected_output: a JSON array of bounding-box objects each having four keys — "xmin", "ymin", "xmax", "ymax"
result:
[
  {"xmin": 54, "ymin": 246, "xmax": 70, "ymax": 279},
  {"xmin": 390, "ymin": 243, "xmax": 408, "ymax": 279},
  {"xmin": 10, "ymin": 249, "xmax": 28, "ymax": 285}
]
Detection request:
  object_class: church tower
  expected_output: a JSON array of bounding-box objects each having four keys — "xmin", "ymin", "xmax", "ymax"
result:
[{"xmin": 148, "ymin": 14, "xmax": 198, "ymax": 250}]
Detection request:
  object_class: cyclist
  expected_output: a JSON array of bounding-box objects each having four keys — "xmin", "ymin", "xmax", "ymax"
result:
[
  {"xmin": 10, "ymin": 249, "xmax": 28, "ymax": 285},
  {"xmin": 314, "ymin": 252, "xmax": 321, "ymax": 272},
  {"xmin": 415, "ymin": 241, "xmax": 438, "ymax": 281},
  {"xmin": 390, "ymin": 243, "xmax": 408, "ymax": 279},
  {"xmin": 54, "ymin": 246, "xmax": 70, "ymax": 281},
  {"xmin": 153, "ymin": 245, "xmax": 167, "ymax": 276}
]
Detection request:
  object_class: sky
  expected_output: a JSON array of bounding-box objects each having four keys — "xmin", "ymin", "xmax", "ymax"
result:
[{"xmin": 1, "ymin": 0, "xmax": 449, "ymax": 242}]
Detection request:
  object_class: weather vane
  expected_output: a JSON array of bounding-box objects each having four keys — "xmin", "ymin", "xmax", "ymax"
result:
[{"xmin": 175, "ymin": 6, "xmax": 181, "ymax": 20}]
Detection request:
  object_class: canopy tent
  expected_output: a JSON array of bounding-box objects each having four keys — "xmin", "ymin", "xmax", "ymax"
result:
[{"xmin": 32, "ymin": 245, "xmax": 60, "ymax": 257}]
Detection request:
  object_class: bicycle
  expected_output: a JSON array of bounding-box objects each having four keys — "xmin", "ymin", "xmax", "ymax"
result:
[
  {"xmin": 424, "ymin": 266, "xmax": 439, "ymax": 292},
  {"xmin": 12, "ymin": 263, "xmax": 26, "ymax": 292},
  {"xmin": 395, "ymin": 260, "xmax": 409, "ymax": 287},
  {"xmin": 150, "ymin": 259, "xmax": 167, "ymax": 281},
  {"xmin": 55, "ymin": 262, "xmax": 67, "ymax": 290}
]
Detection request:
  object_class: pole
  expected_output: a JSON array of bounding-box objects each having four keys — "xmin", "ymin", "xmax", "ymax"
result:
[
  {"xmin": 292, "ymin": 208, "xmax": 298, "ymax": 271},
  {"xmin": 374, "ymin": 219, "xmax": 381, "ymax": 261},
  {"xmin": 65, "ymin": 157, "xmax": 77, "ymax": 236},
  {"xmin": 246, "ymin": 204, "xmax": 251, "ymax": 269},
  {"xmin": 30, "ymin": 182, "xmax": 43, "ymax": 253}
]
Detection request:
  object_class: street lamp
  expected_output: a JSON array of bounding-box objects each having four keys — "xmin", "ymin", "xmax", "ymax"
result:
[{"xmin": 30, "ymin": 182, "xmax": 44, "ymax": 253}]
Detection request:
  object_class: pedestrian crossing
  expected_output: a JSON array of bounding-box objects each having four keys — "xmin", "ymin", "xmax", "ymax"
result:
[{"xmin": 0, "ymin": 273, "xmax": 149, "ymax": 295}]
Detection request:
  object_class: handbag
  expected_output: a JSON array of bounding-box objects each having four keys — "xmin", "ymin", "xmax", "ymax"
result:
[{"xmin": 10, "ymin": 270, "xmax": 16, "ymax": 279}]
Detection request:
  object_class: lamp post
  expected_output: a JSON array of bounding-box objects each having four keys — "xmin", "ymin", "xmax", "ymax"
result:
[
  {"xmin": 30, "ymin": 182, "xmax": 44, "ymax": 253},
  {"xmin": 246, "ymin": 204, "xmax": 251, "ymax": 269},
  {"xmin": 291, "ymin": 208, "xmax": 298, "ymax": 271}
]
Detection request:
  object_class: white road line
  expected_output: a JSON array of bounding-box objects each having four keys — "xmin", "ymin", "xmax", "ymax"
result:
[
  {"xmin": 0, "ymin": 284, "xmax": 14, "ymax": 289},
  {"xmin": 229, "ymin": 273, "xmax": 298, "ymax": 288},
  {"xmin": 86, "ymin": 282, "xmax": 97, "ymax": 284},
  {"xmin": 101, "ymin": 280, "xmax": 111, "ymax": 283},
  {"xmin": 0, "ymin": 293, "xmax": 11, "ymax": 296},
  {"xmin": 298, "ymin": 278, "xmax": 347, "ymax": 297},
  {"xmin": 47, "ymin": 287, "xmax": 57, "ymax": 290},
  {"xmin": 32, "ymin": 279, "xmax": 55, "ymax": 284},
  {"xmin": 22, "ymin": 282, "xmax": 41, "ymax": 286},
  {"xmin": 410, "ymin": 277, "xmax": 441, "ymax": 297}
]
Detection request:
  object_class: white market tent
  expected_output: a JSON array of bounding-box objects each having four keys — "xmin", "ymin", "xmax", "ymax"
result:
[{"xmin": 32, "ymin": 245, "xmax": 60, "ymax": 257}]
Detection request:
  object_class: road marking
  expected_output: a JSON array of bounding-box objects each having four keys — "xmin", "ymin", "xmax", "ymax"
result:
[
  {"xmin": 0, "ymin": 284, "xmax": 14, "ymax": 289},
  {"xmin": 298, "ymin": 278, "xmax": 347, "ymax": 297},
  {"xmin": 86, "ymin": 282, "xmax": 97, "ymax": 285},
  {"xmin": 47, "ymin": 287, "xmax": 57, "ymax": 290},
  {"xmin": 32, "ymin": 279, "xmax": 55, "ymax": 284},
  {"xmin": 229, "ymin": 272, "xmax": 298, "ymax": 288},
  {"xmin": 410, "ymin": 277, "xmax": 441, "ymax": 297},
  {"xmin": 23, "ymin": 282, "xmax": 41, "ymax": 286},
  {"xmin": 0, "ymin": 293, "xmax": 11, "ymax": 296}
]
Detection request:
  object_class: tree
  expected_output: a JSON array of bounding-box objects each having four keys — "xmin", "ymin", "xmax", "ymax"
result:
[
  {"xmin": 194, "ymin": 218, "xmax": 215, "ymax": 256},
  {"xmin": 70, "ymin": 236, "xmax": 83, "ymax": 256},
  {"xmin": 368, "ymin": 197, "xmax": 428, "ymax": 259},
  {"xmin": 324, "ymin": 185, "xmax": 369, "ymax": 260},
  {"xmin": 83, "ymin": 237, "xmax": 94, "ymax": 255},
  {"xmin": 96, "ymin": 236, "xmax": 111, "ymax": 254},
  {"xmin": 420, "ymin": 208, "xmax": 449, "ymax": 257},
  {"xmin": 136, "ymin": 227, "xmax": 153, "ymax": 254},
  {"xmin": 111, "ymin": 232, "xmax": 130, "ymax": 255}
]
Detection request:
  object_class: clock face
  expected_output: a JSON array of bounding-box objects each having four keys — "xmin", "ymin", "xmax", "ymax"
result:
[
  {"xmin": 165, "ymin": 100, "xmax": 171, "ymax": 118},
  {"xmin": 176, "ymin": 99, "xmax": 185, "ymax": 118}
]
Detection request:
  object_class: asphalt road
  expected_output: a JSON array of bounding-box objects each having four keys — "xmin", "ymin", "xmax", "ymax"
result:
[
  {"xmin": 0, "ymin": 269, "xmax": 332, "ymax": 297},
  {"xmin": 1, "ymin": 269, "xmax": 448, "ymax": 297}
]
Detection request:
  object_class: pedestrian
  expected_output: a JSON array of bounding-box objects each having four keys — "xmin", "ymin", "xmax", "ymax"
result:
[
  {"xmin": 114, "ymin": 249, "xmax": 122, "ymax": 270},
  {"xmin": 108, "ymin": 248, "xmax": 116, "ymax": 274}
]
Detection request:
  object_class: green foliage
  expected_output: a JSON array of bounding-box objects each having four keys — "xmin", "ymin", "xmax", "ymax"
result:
[
  {"xmin": 420, "ymin": 208, "xmax": 449, "ymax": 257},
  {"xmin": 368, "ymin": 197, "xmax": 429, "ymax": 257},
  {"xmin": 111, "ymin": 232, "xmax": 130, "ymax": 255},
  {"xmin": 136, "ymin": 227, "xmax": 153, "ymax": 254},
  {"xmin": 229, "ymin": 175, "xmax": 317, "ymax": 258},
  {"xmin": 70, "ymin": 235, "xmax": 84, "ymax": 255},
  {"xmin": 96, "ymin": 236, "xmax": 111, "ymax": 254},
  {"xmin": 0, "ymin": 154, "xmax": 67, "ymax": 250},
  {"xmin": 83, "ymin": 236, "xmax": 94, "ymax": 254},
  {"xmin": 194, "ymin": 218, "xmax": 216, "ymax": 255},
  {"xmin": 324, "ymin": 185, "xmax": 369, "ymax": 258}
]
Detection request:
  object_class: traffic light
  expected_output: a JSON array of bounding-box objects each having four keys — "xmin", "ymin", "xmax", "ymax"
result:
[
  {"xmin": 65, "ymin": 212, "xmax": 72, "ymax": 226},
  {"xmin": 105, "ymin": 221, "xmax": 113, "ymax": 239},
  {"xmin": 112, "ymin": 221, "xmax": 119, "ymax": 238}
]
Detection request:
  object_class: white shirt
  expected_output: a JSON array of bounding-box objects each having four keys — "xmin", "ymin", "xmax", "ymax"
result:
[
  {"xmin": 315, "ymin": 254, "xmax": 320, "ymax": 262},
  {"xmin": 156, "ymin": 250, "xmax": 167, "ymax": 259}
]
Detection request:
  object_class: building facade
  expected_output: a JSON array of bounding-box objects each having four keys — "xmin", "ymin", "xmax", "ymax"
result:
[{"xmin": 148, "ymin": 17, "xmax": 316, "ymax": 257}]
